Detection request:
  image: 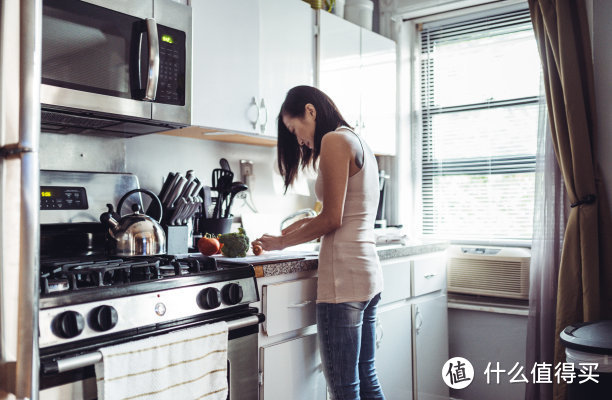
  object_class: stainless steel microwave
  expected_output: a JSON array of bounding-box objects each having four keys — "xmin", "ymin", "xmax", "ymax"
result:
[{"xmin": 41, "ymin": 0, "xmax": 191, "ymax": 137}]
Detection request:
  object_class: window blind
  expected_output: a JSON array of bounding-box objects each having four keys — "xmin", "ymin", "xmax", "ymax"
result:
[{"xmin": 419, "ymin": 8, "xmax": 541, "ymax": 241}]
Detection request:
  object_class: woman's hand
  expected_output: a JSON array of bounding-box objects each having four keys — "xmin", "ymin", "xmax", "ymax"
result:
[
  {"xmin": 252, "ymin": 234, "xmax": 286, "ymax": 252},
  {"xmin": 281, "ymin": 217, "xmax": 313, "ymax": 235}
]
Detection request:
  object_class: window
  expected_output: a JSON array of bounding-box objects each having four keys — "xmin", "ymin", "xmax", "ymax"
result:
[{"xmin": 419, "ymin": 7, "xmax": 542, "ymax": 242}]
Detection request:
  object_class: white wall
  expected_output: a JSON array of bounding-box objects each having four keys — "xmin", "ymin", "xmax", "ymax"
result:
[{"xmin": 39, "ymin": 132, "xmax": 316, "ymax": 226}]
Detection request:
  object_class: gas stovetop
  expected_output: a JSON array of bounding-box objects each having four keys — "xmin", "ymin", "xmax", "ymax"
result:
[{"xmin": 41, "ymin": 254, "xmax": 217, "ymax": 295}]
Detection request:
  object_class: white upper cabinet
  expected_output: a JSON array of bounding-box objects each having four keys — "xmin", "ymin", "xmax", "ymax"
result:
[
  {"xmin": 319, "ymin": 11, "xmax": 397, "ymax": 155},
  {"xmin": 360, "ymin": 29, "xmax": 397, "ymax": 155},
  {"xmin": 319, "ymin": 11, "xmax": 362, "ymax": 132},
  {"xmin": 191, "ymin": 0, "xmax": 260, "ymax": 134},
  {"xmin": 191, "ymin": 0, "xmax": 313, "ymax": 136},
  {"xmin": 259, "ymin": 0, "xmax": 314, "ymax": 136}
]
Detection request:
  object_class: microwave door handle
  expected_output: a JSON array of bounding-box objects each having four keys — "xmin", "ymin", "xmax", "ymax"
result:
[{"xmin": 144, "ymin": 18, "xmax": 159, "ymax": 101}]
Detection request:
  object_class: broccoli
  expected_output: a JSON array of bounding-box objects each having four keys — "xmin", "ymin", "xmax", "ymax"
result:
[{"xmin": 218, "ymin": 227, "xmax": 250, "ymax": 258}]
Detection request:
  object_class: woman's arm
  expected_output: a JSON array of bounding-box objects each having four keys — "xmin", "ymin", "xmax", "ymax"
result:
[{"xmin": 253, "ymin": 133, "xmax": 352, "ymax": 251}]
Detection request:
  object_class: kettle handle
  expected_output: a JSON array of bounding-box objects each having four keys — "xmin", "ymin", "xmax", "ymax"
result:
[{"xmin": 117, "ymin": 189, "xmax": 163, "ymax": 223}]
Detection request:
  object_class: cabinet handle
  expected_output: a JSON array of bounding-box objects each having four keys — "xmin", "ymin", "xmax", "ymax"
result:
[
  {"xmin": 415, "ymin": 308, "xmax": 423, "ymax": 335},
  {"xmin": 259, "ymin": 98, "xmax": 268, "ymax": 134},
  {"xmin": 287, "ymin": 300, "xmax": 312, "ymax": 308},
  {"xmin": 424, "ymin": 272, "xmax": 437, "ymax": 279},
  {"xmin": 249, "ymin": 97, "xmax": 261, "ymax": 129},
  {"xmin": 375, "ymin": 319, "xmax": 384, "ymax": 349}
]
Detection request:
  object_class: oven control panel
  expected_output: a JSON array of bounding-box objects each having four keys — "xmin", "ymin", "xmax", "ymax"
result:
[
  {"xmin": 38, "ymin": 277, "xmax": 258, "ymax": 348},
  {"xmin": 40, "ymin": 186, "xmax": 88, "ymax": 210}
]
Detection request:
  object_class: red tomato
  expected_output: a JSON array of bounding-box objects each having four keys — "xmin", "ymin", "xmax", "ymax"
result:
[
  {"xmin": 252, "ymin": 244, "xmax": 263, "ymax": 256},
  {"xmin": 198, "ymin": 236, "xmax": 220, "ymax": 256}
]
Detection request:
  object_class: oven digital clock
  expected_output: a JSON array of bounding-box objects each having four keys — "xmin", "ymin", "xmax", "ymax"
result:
[{"xmin": 40, "ymin": 186, "xmax": 88, "ymax": 210}]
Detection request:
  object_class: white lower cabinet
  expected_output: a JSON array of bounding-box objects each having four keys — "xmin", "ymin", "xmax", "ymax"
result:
[
  {"xmin": 378, "ymin": 252, "xmax": 450, "ymax": 400},
  {"xmin": 375, "ymin": 302, "xmax": 414, "ymax": 400},
  {"xmin": 413, "ymin": 294, "xmax": 449, "ymax": 400},
  {"xmin": 258, "ymin": 274, "xmax": 326, "ymax": 400},
  {"xmin": 258, "ymin": 251, "xmax": 449, "ymax": 400},
  {"xmin": 260, "ymin": 333, "xmax": 327, "ymax": 400}
]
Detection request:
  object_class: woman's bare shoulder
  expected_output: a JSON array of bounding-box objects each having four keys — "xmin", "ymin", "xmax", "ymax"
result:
[{"xmin": 321, "ymin": 130, "xmax": 352, "ymax": 147}]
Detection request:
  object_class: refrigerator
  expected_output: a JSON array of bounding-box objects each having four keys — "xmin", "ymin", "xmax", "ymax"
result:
[{"xmin": 0, "ymin": 0, "xmax": 42, "ymax": 399}]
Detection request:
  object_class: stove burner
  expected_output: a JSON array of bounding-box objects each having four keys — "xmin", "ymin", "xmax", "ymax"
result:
[{"xmin": 40, "ymin": 255, "xmax": 217, "ymax": 295}]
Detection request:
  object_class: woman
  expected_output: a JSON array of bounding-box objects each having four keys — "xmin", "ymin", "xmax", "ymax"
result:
[{"xmin": 252, "ymin": 86, "xmax": 385, "ymax": 400}]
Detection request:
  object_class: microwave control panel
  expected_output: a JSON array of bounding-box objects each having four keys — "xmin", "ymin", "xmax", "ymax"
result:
[{"xmin": 157, "ymin": 24, "xmax": 186, "ymax": 106}]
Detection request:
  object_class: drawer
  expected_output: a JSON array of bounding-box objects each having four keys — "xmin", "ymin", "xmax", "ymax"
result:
[
  {"xmin": 380, "ymin": 258, "xmax": 411, "ymax": 305},
  {"xmin": 411, "ymin": 253, "xmax": 446, "ymax": 297},
  {"xmin": 263, "ymin": 277, "xmax": 317, "ymax": 336}
]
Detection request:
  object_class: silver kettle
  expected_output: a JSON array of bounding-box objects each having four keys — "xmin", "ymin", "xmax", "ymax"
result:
[{"xmin": 100, "ymin": 189, "xmax": 166, "ymax": 256}]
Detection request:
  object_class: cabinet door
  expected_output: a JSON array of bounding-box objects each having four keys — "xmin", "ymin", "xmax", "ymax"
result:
[
  {"xmin": 360, "ymin": 29, "xmax": 397, "ymax": 155},
  {"xmin": 319, "ymin": 11, "xmax": 361, "ymax": 131},
  {"xmin": 191, "ymin": 0, "xmax": 260, "ymax": 134},
  {"xmin": 259, "ymin": 0, "xmax": 313, "ymax": 136},
  {"xmin": 413, "ymin": 295, "xmax": 449, "ymax": 400},
  {"xmin": 260, "ymin": 333, "xmax": 327, "ymax": 400},
  {"xmin": 375, "ymin": 304, "xmax": 413, "ymax": 400}
]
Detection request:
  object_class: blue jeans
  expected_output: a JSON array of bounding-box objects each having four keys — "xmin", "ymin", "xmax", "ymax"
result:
[{"xmin": 316, "ymin": 293, "xmax": 386, "ymax": 400}]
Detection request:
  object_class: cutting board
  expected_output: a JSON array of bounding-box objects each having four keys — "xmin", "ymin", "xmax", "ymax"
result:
[{"xmin": 212, "ymin": 250, "xmax": 318, "ymax": 265}]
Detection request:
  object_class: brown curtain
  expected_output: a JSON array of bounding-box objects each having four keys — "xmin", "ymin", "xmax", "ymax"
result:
[{"xmin": 528, "ymin": 0, "xmax": 612, "ymax": 399}]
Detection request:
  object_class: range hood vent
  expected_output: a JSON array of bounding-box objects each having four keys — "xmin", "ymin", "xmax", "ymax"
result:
[{"xmin": 41, "ymin": 107, "xmax": 185, "ymax": 138}]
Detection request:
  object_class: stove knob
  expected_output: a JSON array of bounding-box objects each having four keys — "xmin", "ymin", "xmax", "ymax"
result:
[
  {"xmin": 222, "ymin": 283, "xmax": 243, "ymax": 305},
  {"xmin": 53, "ymin": 311, "xmax": 85, "ymax": 339},
  {"xmin": 198, "ymin": 287, "xmax": 222, "ymax": 309},
  {"xmin": 90, "ymin": 305, "xmax": 118, "ymax": 332}
]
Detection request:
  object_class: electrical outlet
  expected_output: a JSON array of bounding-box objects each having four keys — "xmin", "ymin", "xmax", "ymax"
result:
[{"xmin": 240, "ymin": 159, "xmax": 254, "ymax": 183}]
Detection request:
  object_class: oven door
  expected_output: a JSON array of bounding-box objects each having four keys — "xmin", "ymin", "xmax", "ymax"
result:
[
  {"xmin": 39, "ymin": 311, "xmax": 264, "ymax": 400},
  {"xmin": 41, "ymin": 0, "xmax": 191, "ymax": 126}
]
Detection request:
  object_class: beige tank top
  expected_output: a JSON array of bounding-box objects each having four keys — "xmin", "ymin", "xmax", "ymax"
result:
[{"xmin": 314, "ymin": 127, "xmax": 383, "ymax": 303}]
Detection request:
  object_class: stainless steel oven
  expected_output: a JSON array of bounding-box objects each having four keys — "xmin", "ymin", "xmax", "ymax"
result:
[
  {"xmin": 41, "ymin": 0, "xmax": 191, "ymax": 137},
  {"xmin": 38, "ymin": 171, "xmax": 263, "ymax": 400}
]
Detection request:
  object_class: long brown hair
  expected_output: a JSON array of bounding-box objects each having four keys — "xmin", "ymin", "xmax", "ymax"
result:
[{"xmin": 277, "ymin": 86, "xmax": 350, "ymax": 193}]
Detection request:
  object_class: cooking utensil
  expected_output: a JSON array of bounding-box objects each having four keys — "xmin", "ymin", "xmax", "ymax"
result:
[
  {"xmin": 202, "ymin": 186, "xmax": 212, "ymax": 219},
  {"xmin": 99, "ymin": 189, "xmax": 166, "ymax": 256},
  {"xmin": 224, "ymin": 183, "xmax": 248, "ymax": 218},
  {"xmin": 212, "ymin": 168, "xmax": 233, "ymax": 190},
  {"xmin": 219, "ymin": 158, "xmax": 231, "ymax": 172},
  {"xmin": 212, "ymin": 169, "xmax": 234, "ymax": 218}
]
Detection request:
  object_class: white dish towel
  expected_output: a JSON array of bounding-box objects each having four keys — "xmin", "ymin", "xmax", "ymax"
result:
[{"xmin": 95, "ymin": 321, "xmax": 228, "ymax": 400}]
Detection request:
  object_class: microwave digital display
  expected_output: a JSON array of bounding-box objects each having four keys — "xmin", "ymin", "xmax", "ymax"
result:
[{"xmin": 162, "ymin": 34, "xmax": 174, "ymax": 44}]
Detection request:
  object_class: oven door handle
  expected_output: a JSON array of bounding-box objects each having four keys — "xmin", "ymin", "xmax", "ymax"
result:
[{"xmin": 41, "ymin": 314, "xmax": 264, "ymax": 375}]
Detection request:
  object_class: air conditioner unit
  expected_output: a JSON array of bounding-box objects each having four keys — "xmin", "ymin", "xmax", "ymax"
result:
[{"xmin": 447, "ymin": 245, "xmax": 531, "ymax": 299}]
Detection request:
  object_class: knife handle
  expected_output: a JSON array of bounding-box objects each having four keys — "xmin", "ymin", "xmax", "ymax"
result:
[{"xmin": 165, "ymin": 176, "xmax": 187, "ymax": 209}]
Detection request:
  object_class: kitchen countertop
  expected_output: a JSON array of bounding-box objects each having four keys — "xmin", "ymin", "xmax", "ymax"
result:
[{"xmin": 246, "ymin": 240, "xmax": 449, "ymax": 278}]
